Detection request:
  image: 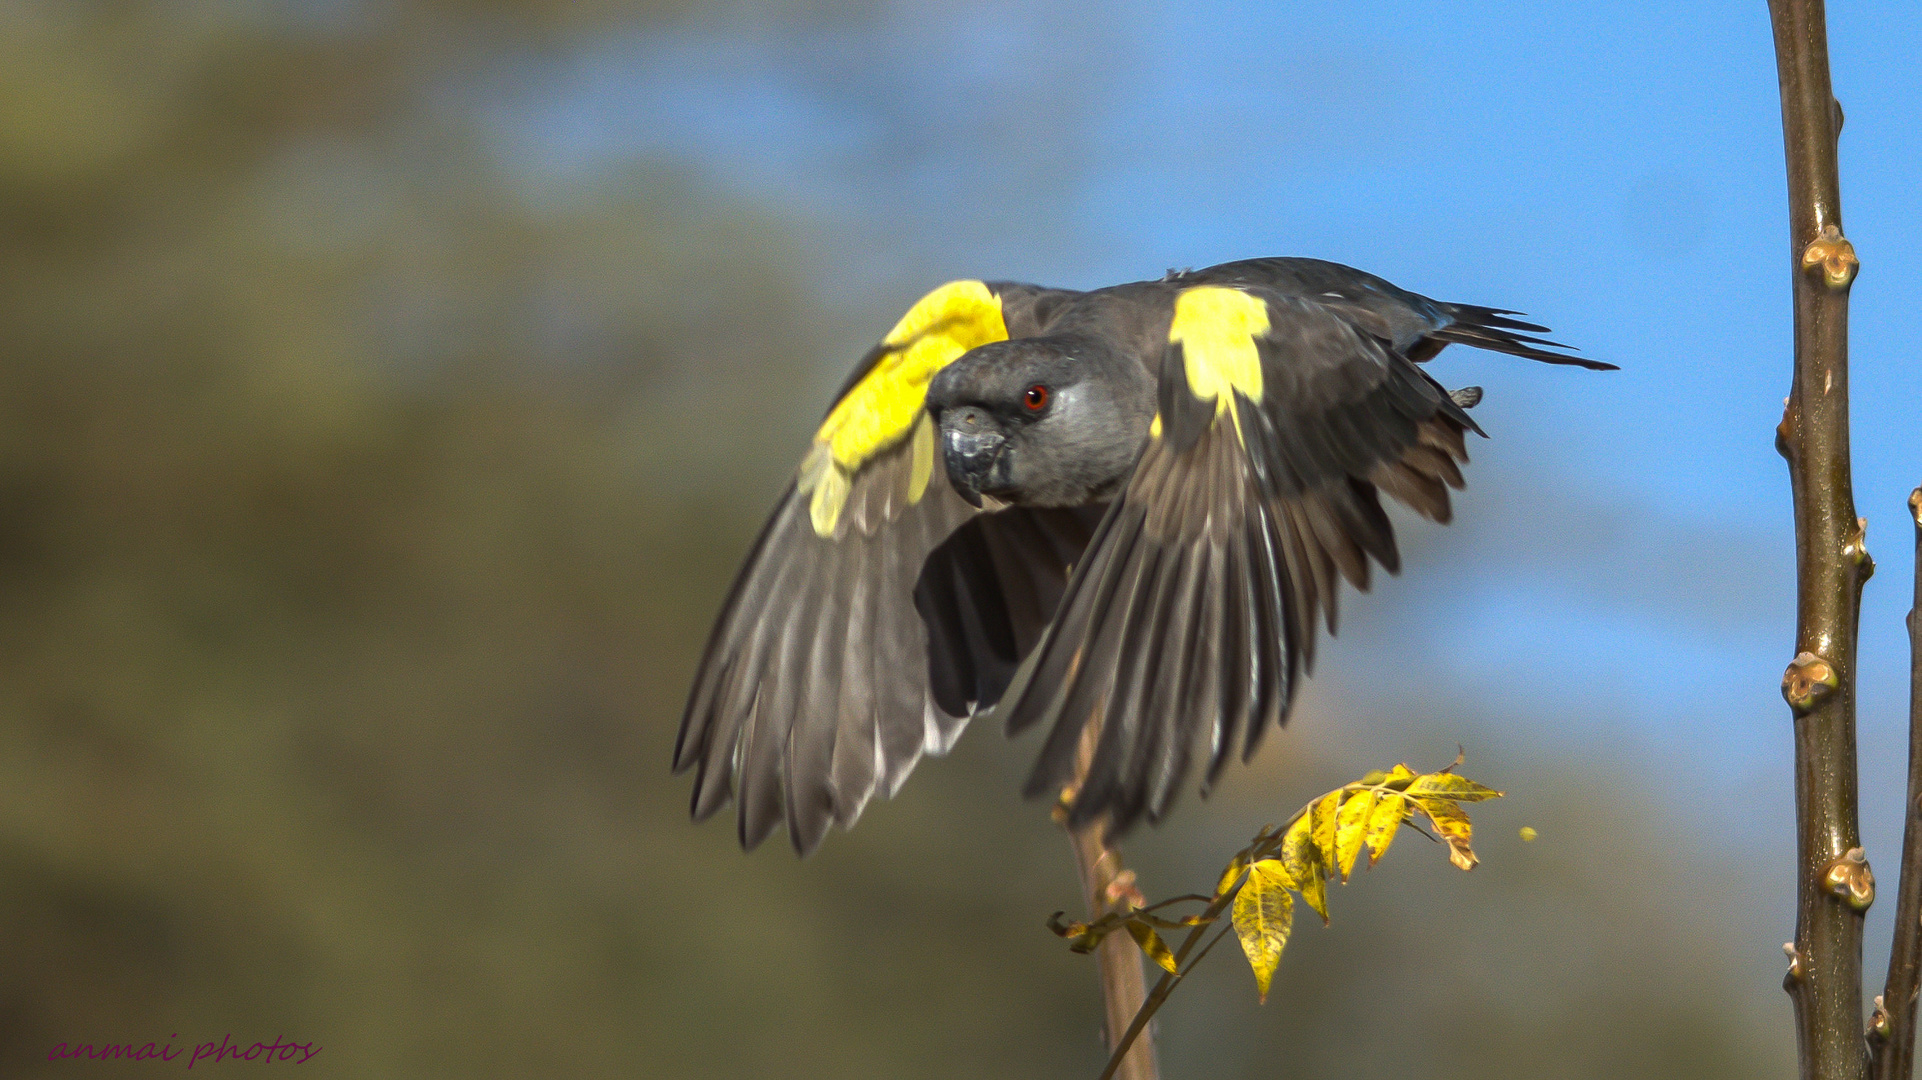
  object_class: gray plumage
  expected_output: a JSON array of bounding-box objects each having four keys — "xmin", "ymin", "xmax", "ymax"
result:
[{"xmin": 674, "ymin": 257, "xmax": 1610, "ymax": 853}]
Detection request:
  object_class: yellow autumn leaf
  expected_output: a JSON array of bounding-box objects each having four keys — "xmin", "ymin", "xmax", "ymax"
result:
[
  {"xmin": 1216, "ymin": 851, "xmax": 1251, "ymax": 898},
  {"xmin": 1278, "ymin": 814, "xmax": 1313, "ymax": 875},
  {"xmin": 1233, "ymin": 859, "xmax": 1295, "ymax": 1003},
  {"xmin": 1127, "ymin": 919, "xmax": 1180, "ymax": 974},
  {"xmin": 1406, "ymin": 772, "xmax": 1503, "ymax": 803},
  {"xmin": 1362, "ymin": 792, "xmax": 1408, "ymax": 865},
  {"xmin": 1334, "ymin": 788, "xmax": 1378, "ymax": 882},
  {"xmin": 1278, "ymin": 814, "xmax": 1327, "ymax": 923},
  {"xmin": 1311, "ymin": 792, "xmax": 1341, "ymax": 879},
  {"xmin": 1380, "ymin": 763, "xmax": 1418, "ymax": 790},
  {"xmin": 1414, "ymin": 796, "xmax": 1480, "ymax": 870}
]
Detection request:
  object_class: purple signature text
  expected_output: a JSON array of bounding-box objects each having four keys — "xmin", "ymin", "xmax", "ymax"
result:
[{"xmin": 48, "ymin": 1035, "xmax": 321, "ymax": 1067}]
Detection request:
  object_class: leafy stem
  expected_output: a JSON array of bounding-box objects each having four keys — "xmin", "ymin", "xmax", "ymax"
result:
[{"xmin": 1053, "ymin": 753, "xmax": 1503, "ymax": 1080}]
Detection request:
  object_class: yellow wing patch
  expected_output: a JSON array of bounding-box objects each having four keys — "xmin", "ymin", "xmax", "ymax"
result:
[
  {"xmin": 1168, "ymin": 286, "xmax": 1269, "ymax": 441},
  {"xmin": 802, "ymin": 280, "xmax": 1008, "ymax": 537}
]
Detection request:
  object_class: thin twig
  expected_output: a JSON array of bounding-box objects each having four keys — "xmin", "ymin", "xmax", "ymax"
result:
[
  {"xmin": 1095, "ymin": 879, "xmax": 1248, "ymax": 1080},
  {"xmin": 1089, "ymin": 773, "xmax": 1470, "ymax": 1079},
  {"xmin": 1094, "ymin": 835, "xmax": 1278, "ymax": 1080},
  {"xmin": 1871, "ymin": 490, "xmax": 1922, "ymax": 1080}
]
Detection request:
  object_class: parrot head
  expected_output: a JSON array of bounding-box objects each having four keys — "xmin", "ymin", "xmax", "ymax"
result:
[{"xmin": 925, "ymin": 335, "xmax": 1155, "ymax": 509}]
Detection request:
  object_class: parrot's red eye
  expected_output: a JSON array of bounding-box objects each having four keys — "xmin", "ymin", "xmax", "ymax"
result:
[{"xmin": 1023, "ymin": 384, "xmax": 1051, "ymax": 412}]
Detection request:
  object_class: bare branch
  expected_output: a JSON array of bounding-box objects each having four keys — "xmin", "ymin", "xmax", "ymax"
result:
[
  {"xmin": 1870, "ymin": 490, "xmax": 1922, "ymax": 1080},
  {"xmin": 1064, "ymin": 722, "xmax": 1157, "ymax": 1080},
  {"xmin": 1767, "ymin": 2, "xmax": 1870, "ymax": 1077}
]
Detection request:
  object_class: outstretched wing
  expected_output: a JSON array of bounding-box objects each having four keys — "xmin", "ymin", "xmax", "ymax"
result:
[
  {"xmin": 914, "ymin": 504, "xmax": 1108, "ymax": 721},
  {"xmin": 1002, "ymin": 285, "xmax": 1480, "ymax": 834},
  {"xmin": 676, "ymin": 280, "xmax": 1074, "ymax": 854},
  {"xmin": 1180, "ymin": 257, "xmax": 1615, "ymax": 370}
]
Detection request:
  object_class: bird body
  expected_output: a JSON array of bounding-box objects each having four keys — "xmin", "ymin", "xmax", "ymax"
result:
[{"xmin": 674, "ymin": 257, "xmax": 1610, "ymax": 854}]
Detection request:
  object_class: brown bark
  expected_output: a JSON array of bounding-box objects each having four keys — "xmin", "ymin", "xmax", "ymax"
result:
[
  {"xmin": 1768, "ymin": 3, "xmax": 1870, "ymax": 1078},
  {"xmin": 1066, "ymin": 722, "xmax": 1157, "ymax": 1080},
  {"xmin": 1870, "ymin": 491, "xmax": 1922, "ymax": 1080},
  {"xmin": 1067, "ymin": 822, "xmax": 1156, "ymax": 1080}
]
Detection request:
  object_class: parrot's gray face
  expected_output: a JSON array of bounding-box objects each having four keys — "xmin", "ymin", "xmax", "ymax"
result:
[{"xmin": 925, "ymin": 336, "xmax": 1155, "ymax": 508}]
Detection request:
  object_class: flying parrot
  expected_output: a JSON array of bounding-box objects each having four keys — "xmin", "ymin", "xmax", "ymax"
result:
[{"xmin": 674, "ymin": 257, "xmax": 1610, "ymax": 854}]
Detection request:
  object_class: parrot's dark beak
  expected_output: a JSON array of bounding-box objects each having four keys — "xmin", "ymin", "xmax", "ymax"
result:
[{"xmin": 940, "ymin": 408, "xmax": 1007, "ymax": 508}]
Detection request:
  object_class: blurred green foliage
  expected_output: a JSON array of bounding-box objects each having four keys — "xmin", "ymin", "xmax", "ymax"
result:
[{"xmin": 0, "ymin": 2, "xmax": 1790, "ymax": 1077}]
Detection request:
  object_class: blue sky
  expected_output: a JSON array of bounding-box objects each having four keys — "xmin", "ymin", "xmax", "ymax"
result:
[
  {"xmin": 496, "ymin": 0, "xmax": 1921, "ymax": 935},
  {"xmin": 505, "ymin": 0, "xmax": 1921, "ymax": 522}
]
